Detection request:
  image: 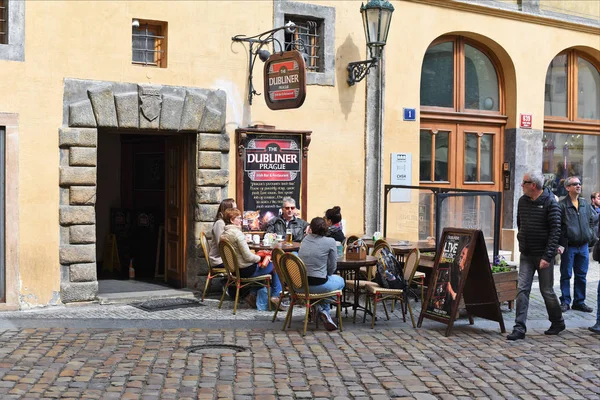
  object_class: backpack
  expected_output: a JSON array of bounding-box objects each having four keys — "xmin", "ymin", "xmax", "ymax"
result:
[{"xmin": 375, "ymin": 247, "xmax": 406, "ymax": 289}]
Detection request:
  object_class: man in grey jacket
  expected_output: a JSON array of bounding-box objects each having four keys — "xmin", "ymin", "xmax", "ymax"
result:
[{"xmin": 558, "ymin": 176, "xmax": 599, "ymax": 313}]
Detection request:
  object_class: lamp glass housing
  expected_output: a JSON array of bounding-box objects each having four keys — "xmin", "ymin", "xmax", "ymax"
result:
[{"xmin": 360, "ymin": 0, "xmax": 394, "ymax": 59}]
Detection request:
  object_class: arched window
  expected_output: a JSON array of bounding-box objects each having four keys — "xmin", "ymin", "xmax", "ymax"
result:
[
  {"xmin": 419, "ymin": 36, "xmax": 506, "ymax": 240},
  {"xmin": 542, "ymin": 50, "xmax": 600, "ymax": 199}
]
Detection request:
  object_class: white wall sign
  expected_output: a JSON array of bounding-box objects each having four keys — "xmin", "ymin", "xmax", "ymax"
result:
[{"xmin": 390, "ymin": 153, "xmax": 412, "ymax": 202}]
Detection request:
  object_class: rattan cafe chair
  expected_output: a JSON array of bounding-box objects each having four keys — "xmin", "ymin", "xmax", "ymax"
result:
[
  {"xmin": 363, "ymin": 248, "xmax": 417, "ymax": 329},
  {"xmin": 279, "ymin": 253, "xmax": 343, "ymax": 336},
  {"xmin": 200, "ymin": 231, "xmax": 227, "ymax": 301},
  {"xmin": 346, "ymin": 244, "xmax": 386, "ymax": 322},
  {"xmin": 218, "ymin": 238, "xmax": 272, "ymax": 315},
  {"xmin": 402, "ymin": 248, "xmax": 422, "ymax": 315},
  {"xmin": 271, "ymin": 247, "xmax": 290, "ymax": 322}
]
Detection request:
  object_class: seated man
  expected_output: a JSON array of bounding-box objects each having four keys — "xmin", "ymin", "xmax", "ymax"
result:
[{"xmin": 266, "ymin": 197, "xmax": 309, "ymax": 242}]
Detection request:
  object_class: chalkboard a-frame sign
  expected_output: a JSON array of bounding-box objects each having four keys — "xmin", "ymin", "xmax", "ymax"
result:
[
  {"xmin": 417, "ymin": 228, "xmax": 506, "ymax": 337},
  {"xmin": 236, "ymin": 125, "xmax": 311, "ymax": 232}
]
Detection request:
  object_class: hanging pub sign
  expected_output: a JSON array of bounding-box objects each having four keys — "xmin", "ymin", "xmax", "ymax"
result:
[
  {"xmin": 417, "ymin": 228, "xmax": 506, "ymax": 337},
  {"xmin": 236, "ymin": 126, "xmax": 311, "ymax": 231},
  {"xmin": 263, "ymin": 50, "xmax": 307, "ymax": 110}
]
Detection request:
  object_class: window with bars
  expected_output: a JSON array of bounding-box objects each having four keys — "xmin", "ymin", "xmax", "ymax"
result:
[
  {"xmin": 0, "ymin": 0, "xmax": 7, "ymax": 45},
  {"xmin": 132, "ymin": 20, "xmax": 167, "ymax": 68},
  {"xmin": 284, "ymin": 17, "xmax": 323, "ymax": 73}
]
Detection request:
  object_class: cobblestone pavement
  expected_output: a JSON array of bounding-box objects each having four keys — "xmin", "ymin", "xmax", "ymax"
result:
[{"xmin": 0, "ymin": 264, "xmax": 598, "ymax": 399}]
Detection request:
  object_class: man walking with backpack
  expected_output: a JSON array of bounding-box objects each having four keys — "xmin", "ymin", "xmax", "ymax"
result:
[
  {"xmin": 507, "ymin": 171, "xmax": 564, "ymax": 341},
  {"xmin": 558, "ymin": 177, "xmax": 598, "ymax": 313}
]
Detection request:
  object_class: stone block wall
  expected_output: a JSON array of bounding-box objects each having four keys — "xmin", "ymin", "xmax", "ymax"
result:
[{"xmin": 60, "ymin": 78, "xmax": 229, "ymax": 302}]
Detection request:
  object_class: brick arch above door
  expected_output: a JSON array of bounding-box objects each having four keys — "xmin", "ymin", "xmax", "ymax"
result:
[{"xmin": 59, "ymin": 78, "xmax": 229, "ymax": 303}]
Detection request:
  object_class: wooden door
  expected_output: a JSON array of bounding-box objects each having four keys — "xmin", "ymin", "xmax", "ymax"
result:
[
  {"xmin": 419, "ymin": 122, "xmax": 502, "ymax": 240},
  {"xmin": 165, "ymin": 136, "xmax": 187, "ymax": 288}
]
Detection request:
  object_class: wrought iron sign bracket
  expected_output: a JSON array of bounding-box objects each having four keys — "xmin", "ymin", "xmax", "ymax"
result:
[
  {"xmin": 347, "ymin": 58, "xmax": 379, "ymax": 86},
  {"xmin": 232, "ymin": 22, "xmax": 298, "ymax": 105}
]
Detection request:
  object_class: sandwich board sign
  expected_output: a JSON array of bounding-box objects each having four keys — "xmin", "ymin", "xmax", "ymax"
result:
[{"xmin": 417, "ymin": 228, "xmax": 506, "ymax": 337}]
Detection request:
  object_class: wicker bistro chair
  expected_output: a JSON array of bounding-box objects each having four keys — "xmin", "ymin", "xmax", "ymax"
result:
[
  {"xmin": 270, "ymin": 247, "xmax": 290, "ymax": 322},
  {"xmin": 218, "ymin": 238, "xmax": 272, "ymax": 315},
  {"xmin": 402, "ymin": 248, "xmax": 422, "ymax": 314},
  {"xmin": 278, "ymin": 253, "xmax": 343, "ymax": 336},
  {"xmin": 200, "ymin": 232, "xmax": 227, "ymax": 301},
  {"xmin": 345, "ymin": 245, "xmax": 387, "ymax": 322},
  {"xmin": 363, "ymin": 248, "xmax": 419, "ymax": 329}
]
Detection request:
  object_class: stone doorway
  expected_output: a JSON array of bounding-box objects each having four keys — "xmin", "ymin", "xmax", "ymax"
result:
[{"xmin": 59, "ymin": 78, "xmax": 229, "ymax": 303}]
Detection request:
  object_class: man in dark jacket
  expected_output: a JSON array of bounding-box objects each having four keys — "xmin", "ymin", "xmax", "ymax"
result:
[
  {"xmin": 508, "ymin": 171, "xmax": 564, "ymax": 340},
  {"xmin": 558, "ymin": 177, "xmax": 599, "ymax": 313},
  {"xmin": 265, "ymin": 197, "xmax": 309, "ymax": 242}
]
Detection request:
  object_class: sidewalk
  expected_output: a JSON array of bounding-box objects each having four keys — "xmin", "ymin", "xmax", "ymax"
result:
[{"xmin": 0, "ymin": 263, "xmax": 598, "ymax": 331}]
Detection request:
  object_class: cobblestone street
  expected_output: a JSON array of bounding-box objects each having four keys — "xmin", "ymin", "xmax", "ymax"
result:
[{"xmin": 0, "ymin": 264, "xmax": 599, "ymax": 399}]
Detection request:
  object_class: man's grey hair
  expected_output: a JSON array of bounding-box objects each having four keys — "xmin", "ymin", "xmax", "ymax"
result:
[
  {"xmin": 282, "ymin": 197, "xmax": 296, "ymax": 206},
  {"xmin": 564, "ymin": 176, "xmax": 580, "ymax": 188},
  {"xmin": 524, "ymin": 171, "xmax": 544, "ymax": 189}
]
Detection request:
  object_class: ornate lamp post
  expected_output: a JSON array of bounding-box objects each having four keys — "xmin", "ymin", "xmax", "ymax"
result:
[{"xmin": 347, "ymin": 0, "xmax": 395, "ymax": 86}]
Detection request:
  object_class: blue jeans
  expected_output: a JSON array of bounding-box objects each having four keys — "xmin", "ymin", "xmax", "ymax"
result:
[
  {"xmin": 514, "ymin": 254, "xmax": 563, "ymax": 333},
  {"xmin": 308, "ymin": 275, "xmax": 345, "ymax": 312},
  {"xmin": 239, "ymin": 263, "xmax": 282, "ymax": 296},
  {"xmin": 559, "ymin": 244, "xmax": 589, "ymax": 306}
]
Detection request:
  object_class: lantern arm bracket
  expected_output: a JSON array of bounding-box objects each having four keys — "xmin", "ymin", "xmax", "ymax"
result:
[
  {"xmin": 232, "ymin": 23, "xmax": 297, "ymax": 105},
  {"xmin": 347, "ymin": 58, "xmax": 379, "ymax": 86}
]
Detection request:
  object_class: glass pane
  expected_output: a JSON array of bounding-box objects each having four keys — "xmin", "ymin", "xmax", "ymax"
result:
[
  {"xmin": 542, "ymin": 132, "xmax": 600, "ymax": 200},
  {"xmin": 418, "ymin": 192, "xmax": 434, "ymax": 241},
  {"xmin": 480, "ymin": 134, "xmax": 493, "ymax": 182},
  {"xmin": 464, "ymin": 134, "xmax": 478, "ymax": 182},
  {"xmin": 464, "ymin": 45, "xmax": 499, "ymax": 111},
  {"xmin": 544, "ymin": 54, "xmax": 568, "ymax": 117},
  {"xmin": 434, "ymin": 131, "xmax": 449, "ymax": 182},
  {"xmin": 420, "ymin": 130, "xmax": 432, "ymax": 181},
  {"xmin": 420, "ymin": 42, "xmax": 454, "ymax": 107},
  {"xmin": 577, "ymin": 57, "xmax": 600, "ymax": 120}
]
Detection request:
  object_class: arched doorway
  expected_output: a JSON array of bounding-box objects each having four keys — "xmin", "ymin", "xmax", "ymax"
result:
[{"xmin": 418, "ymin": 36, "xmax": 507, "ymax": 241}]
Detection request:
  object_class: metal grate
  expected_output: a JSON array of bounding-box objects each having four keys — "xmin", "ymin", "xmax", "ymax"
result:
[
  {"xmin": 132, "ymin": 22, "xmax": 165, "ymax": 67},
  {"xmin": 186, "ymin": 344, "xmax": 248, "ymax": 355},
  {"xmin": 284, "ymin": 17, "xmax": 322, "ymax": 72},
  {"xmin": 0, "ymin": 0, "xmax": 7, "ymax": 45}
]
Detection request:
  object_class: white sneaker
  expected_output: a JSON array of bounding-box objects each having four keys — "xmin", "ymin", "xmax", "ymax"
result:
[{"xmin": 319, "ymin": 310, "xmax": 338, "ymax": 331}]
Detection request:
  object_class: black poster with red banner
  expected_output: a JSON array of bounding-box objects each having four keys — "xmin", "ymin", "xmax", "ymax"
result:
[{"xmin": 242, "ymin": 133, "xmax": 302, "ymax": 231}]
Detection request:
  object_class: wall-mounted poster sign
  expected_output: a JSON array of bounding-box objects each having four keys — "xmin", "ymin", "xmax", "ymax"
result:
[
  {"xmin": 263, "ymin": 51, "xmax": 307, "ymax": 110},
  {"xmin": 236, "ymin": 126, "xmax": 311, "ymax": 231},
  {"xmin": 418, "ymin": 228, "xmax": 505, "ymax": 336}
]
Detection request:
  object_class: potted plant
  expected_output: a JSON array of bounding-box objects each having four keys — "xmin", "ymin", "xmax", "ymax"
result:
[{"xmin": 491, "ymin": 255, "xmax": 518, "ymax": 310}]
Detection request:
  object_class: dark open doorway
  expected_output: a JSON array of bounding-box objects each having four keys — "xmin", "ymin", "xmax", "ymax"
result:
[{"xmin": 96, "ymin": 132, "xmax": 187, "ymax": 286}]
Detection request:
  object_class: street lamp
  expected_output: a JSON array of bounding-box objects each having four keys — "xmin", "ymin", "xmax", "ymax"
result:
[{"xmin": 347, "ymin": 0, "xmax": 395, "ymax": 86}]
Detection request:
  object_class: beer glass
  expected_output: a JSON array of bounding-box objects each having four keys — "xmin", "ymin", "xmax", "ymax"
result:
[{"xmin": 285, "ymin": 228, "xmax": 293, "ymax": 244}]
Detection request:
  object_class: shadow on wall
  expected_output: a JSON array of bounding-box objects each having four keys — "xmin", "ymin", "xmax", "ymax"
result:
[{"xmin": 337, "ymin": 35, "xmax": 361, "ymax": 120}]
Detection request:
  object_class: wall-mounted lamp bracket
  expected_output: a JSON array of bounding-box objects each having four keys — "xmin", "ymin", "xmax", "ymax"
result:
[
  {"xmin": 232, "ymin": 22, "xmax": 297, "ymax": 105},
  {"xmin": 347, "ymin": 58, "xmax": 379, "ymax": 86}
]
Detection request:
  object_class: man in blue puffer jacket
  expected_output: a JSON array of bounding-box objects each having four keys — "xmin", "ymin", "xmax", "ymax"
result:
[
  {"xmin": 508, "ymin": 171, "xmax": 564, "ymax": 341},
  {"xmin": 558, "ymin": 176, "xmax": 599, "ymax": 313}
]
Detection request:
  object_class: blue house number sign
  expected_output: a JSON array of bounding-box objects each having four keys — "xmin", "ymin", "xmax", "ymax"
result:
[{"xmin": 403, "ymin": 108, "xmax": 416, "ymax": 121}]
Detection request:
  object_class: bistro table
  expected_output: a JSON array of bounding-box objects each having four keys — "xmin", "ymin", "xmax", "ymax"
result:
[
  {"xmin": 336, "ymin": 255, "xmax": 378, "ymax": 322},
  {"xmin": 248, "ymin": 241, "xmax": 300, "ymax": 252}
]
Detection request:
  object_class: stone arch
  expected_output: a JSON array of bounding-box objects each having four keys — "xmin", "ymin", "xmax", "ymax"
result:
[{"xmin": 59, "ymin": 78, "xmax": 229, "ymax": 302}]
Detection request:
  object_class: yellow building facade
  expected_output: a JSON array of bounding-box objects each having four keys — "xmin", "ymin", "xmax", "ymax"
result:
[{"xmin": 0, "ymin": 0, "xmax": 598, "ymax": 309}]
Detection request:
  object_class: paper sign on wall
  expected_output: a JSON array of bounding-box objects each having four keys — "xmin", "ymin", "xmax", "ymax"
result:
[{"xmin": 390, "ymin": 153, "xmax": 412, "ymax": 202}]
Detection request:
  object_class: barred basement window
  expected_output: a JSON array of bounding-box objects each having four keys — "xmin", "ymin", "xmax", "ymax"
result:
[
  {"xmin": 0, "ymin": 0, "xmax": 7, "ymax": 45},
  {"xmin": 284, "ymin": 17, "xmax": 322, "ymax": 73},
  {"xmin": 132, "ymin": 19, "xmax": 167, "ymax": 68}
]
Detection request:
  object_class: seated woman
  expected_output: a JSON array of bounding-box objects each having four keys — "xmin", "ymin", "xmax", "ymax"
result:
[
  {"xmin": 220, "ymin": 208, "xmax": 283, "ymax": 309},
  {"xmin": 325, "ymin": 206, "xmax": 345, "ymax": 243},
  {"xmin": 208, "ymin": 198, "xmax": 236, "ymax": 269},
  {"xmin": 298, "ymin": 217, "xmax": 345, "ymax": 331}
]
